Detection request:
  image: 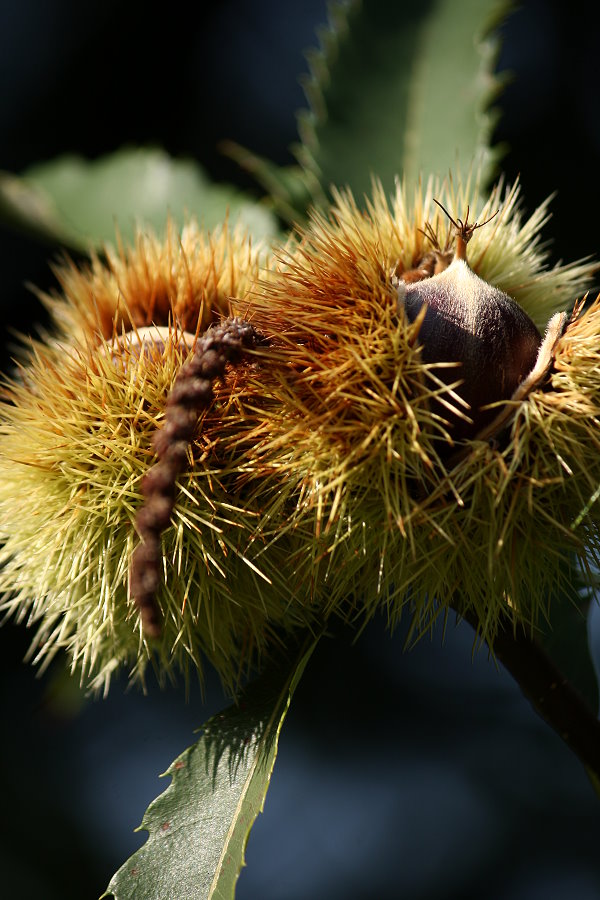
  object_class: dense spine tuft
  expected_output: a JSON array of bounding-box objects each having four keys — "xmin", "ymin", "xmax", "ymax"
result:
[{"xmin": 0, "ymin": 180, "xmax": 598, "ymax": 695}]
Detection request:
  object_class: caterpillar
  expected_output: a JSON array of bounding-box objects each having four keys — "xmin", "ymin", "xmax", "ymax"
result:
[{"xmin": 130, "ymin": 317, "xmax": 264, "ymax": 637}]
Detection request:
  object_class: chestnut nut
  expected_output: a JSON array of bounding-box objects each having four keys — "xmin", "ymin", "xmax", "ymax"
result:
[{"xmin": 396, "ymin": 206, "xmax": 542, "ymax": 440}]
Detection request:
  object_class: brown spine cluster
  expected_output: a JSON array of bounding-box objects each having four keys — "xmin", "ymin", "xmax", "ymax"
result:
[{"xmin": 130, "ymin": 317, "xmax": 263, "ymax": 638}]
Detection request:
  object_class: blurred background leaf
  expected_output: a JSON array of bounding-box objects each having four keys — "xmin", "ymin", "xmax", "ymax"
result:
[
  {"xmin": 0, "ymin": 0, "xmax": 509, "ymax": 242},
  {"xmin": 225, "ymin": 0, "xmax": 509, "ymax": 218},
  {"xmin": 0, "ymin": 148, "xmax": 280, "ymax": 250},
  {"xmin": 297, "ymin": 0, "xmax": 508, "ymax": 201}
]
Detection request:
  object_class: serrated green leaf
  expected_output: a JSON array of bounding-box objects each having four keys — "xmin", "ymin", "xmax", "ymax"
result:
[
  {"xmin": 104, "ymin": 635, "xmax": 319, "ymax": 900},
  {"xmin": 296, "ymin": 0, "xmax": 510, "ymax": 201},
  {"xmin": 0, "ymin": 148, "xmax": 280, "ymax": 252}
]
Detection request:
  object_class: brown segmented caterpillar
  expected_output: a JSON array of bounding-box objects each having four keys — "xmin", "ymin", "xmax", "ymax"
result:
[{"xmin": 130, "ymin": 317, "xmax": 265, "ymax": 637}]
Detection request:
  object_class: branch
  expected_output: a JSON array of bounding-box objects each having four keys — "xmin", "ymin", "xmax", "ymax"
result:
[{"xmin": 459, "ymin": 607, "xmax": 600, "ymax": 778}]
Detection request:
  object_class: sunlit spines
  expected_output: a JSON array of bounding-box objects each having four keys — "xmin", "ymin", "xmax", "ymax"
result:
[{"xmin": 1, "ymin": 174, "xmax": 599, "ymax": 695}]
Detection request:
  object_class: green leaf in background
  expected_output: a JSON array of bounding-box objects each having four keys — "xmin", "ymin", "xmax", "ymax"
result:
[
  {"xmin": 0, "ymin": 148, "xmax": 280, "ymax": 251},
  {"xmin": 104, "ymin": 634, "xmax": 319, "ymax": 900},
  {"xmin": 295, "ymin": 0, "xmax": 509, "ymax": 201}
]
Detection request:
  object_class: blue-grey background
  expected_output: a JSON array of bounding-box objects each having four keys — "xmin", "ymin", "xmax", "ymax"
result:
[{"xmin": 1, "ymin": 1, "xmax": 599, "ymax": 898}]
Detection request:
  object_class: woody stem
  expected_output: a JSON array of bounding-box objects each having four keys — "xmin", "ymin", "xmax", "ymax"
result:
[{"xmin": 458, "ymin": 607, "xmax": 600, "ymax": 779}]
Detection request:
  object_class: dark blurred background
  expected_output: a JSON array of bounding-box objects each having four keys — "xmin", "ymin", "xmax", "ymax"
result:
[{"xmin": 1, "ymin": 1, "xmax": 600, "ymax": 898}]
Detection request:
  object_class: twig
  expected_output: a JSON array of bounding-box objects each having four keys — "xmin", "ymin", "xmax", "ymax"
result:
[{"xmin": 460, "ymin": 606, "xmax": 600, "ymax": 777}]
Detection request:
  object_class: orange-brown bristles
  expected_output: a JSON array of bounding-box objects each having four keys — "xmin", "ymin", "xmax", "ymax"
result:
[{"xmin": 0, "ymin": 176, "xmax": 598, "ymax": 695}]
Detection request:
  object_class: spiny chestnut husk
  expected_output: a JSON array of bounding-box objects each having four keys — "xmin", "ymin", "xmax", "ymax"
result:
[
  {"xmin": 397, "ymin": 214, "xmax": 543, "ymax": 440},
  {"xmin": 0, "ymin": 174, "xmax": 598, "ymax": 695}
]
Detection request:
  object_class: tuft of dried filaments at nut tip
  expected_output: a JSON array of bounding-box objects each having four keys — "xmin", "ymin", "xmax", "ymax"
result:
[{"xmin": 130, "ymin": 317, "xmax": 264, "ymax": 638}]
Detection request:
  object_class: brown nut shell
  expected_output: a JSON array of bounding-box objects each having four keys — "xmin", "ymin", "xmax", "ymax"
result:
[{"xmin": 398, "ymin": 258, "xmax": 542, "ymax": 439}]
